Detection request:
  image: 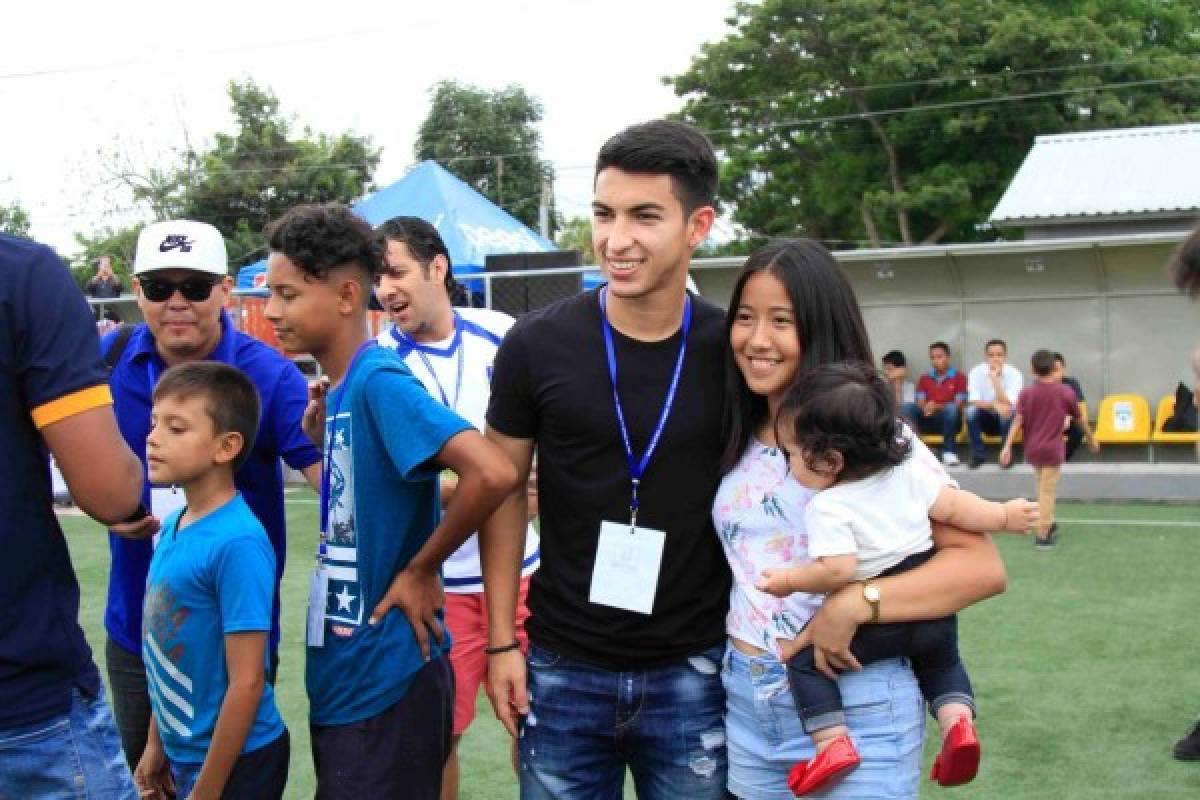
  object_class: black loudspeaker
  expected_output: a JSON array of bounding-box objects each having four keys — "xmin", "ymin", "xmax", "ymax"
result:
[{"xmin": 484, "ymin": 250, "xmax": 584, "ymax": 317}]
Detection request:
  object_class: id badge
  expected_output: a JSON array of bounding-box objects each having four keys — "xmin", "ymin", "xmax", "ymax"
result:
[
  {"xmin": 150, "ymin": 487, "xmax": 186, "ymax": 548},
  {"xmin": 307, "ymin": 565, "xmax": 329, "ymax": 648},
  {"xmin": 588, "ymin": 520, "xmax": 666, "ymax": 615}
]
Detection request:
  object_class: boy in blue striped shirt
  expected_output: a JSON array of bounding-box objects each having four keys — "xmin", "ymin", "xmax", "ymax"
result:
[{"xmin": 135, "ymin": 362, "xmax": 288, "ymax": 800}]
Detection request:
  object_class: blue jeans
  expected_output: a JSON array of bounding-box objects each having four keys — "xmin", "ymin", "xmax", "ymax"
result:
[
  {"xmin": 518, "ymin": 643, "xmax": 727, "ymax": 800},
  {"xmin": 901, "ymin": 403, "xmax": 961, "ymax": 456},
  {"xmin": 724, "ymin": 644, "xmax": 923, "ymax": 800},
  {"xmin": 0, "ymin": 686, "xmax": 137, "ymax": 799},
  {"xmin": 966, "ymin": 406, "xmax": 1013, "ymax": 458}
]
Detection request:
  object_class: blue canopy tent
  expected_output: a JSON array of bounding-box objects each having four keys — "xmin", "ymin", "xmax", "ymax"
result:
[{"xmin": 236, "ymin": 160, "xmax": 571, "ymax": 297}]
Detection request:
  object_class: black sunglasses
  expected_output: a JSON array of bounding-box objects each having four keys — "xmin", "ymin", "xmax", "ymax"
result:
[{"xmin": 140, "ymin": 276, "xmax": 221, "ymax": 303}]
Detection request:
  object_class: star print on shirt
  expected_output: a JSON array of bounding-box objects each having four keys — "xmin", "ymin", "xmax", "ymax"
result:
[{"xmin": 334, "ymin": 585, "xmax": 355, "ymax": 612}]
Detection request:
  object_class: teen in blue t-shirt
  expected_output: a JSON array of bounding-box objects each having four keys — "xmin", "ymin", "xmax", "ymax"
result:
[
  {"xmin": 262, "ymin": 204, "xmax": 517, "ymax": 799},
  {"xmin": 136, "ymin": 363, "xmax": 289, "ymax": 800},
  {"xmin": 308, "ymin": 345, "xmax": 471, "ymax": 723}
]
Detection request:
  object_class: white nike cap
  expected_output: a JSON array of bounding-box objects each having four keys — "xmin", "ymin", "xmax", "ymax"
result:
[{"xmin": 134, "ymin": 220, "xmax": 228, "ymax": 276}]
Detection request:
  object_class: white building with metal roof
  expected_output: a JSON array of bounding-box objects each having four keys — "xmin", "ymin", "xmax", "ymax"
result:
[{"xmin": 989, "ymin": 123, "xmax": 1200, "ymax": 239}]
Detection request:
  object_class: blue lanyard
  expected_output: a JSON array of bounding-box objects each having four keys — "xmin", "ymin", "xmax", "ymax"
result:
[
  {"xmin": 319, "ymin": 341, "xmax": 375, "ymax": 559},
  {"xmin": 598, "ymin": 287, "xmax": 692, "ymax": 525},
  {"xmin": 389, "ymin": 314, "xmax": 465, "ymax": 410}
]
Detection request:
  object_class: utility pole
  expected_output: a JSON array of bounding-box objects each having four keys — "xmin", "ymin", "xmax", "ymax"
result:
[
  {"xmin": 496, "ymin": 156, "xmax": 504, "ymax": 207},
  {"xmin": 539, "ymin": 179, "xmax": 551, "ymax": 238}
]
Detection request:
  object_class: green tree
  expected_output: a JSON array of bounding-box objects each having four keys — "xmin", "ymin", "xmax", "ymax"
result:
[
  {"xmin": 415, "ymin": 81, "xmax": 556, "ymax": 233},
  {"xmin": 0, "ymin": 202, "xmax": 31, "ymax": 238},
  {"xmin": 554, "ymin": 216, "xmax": 595, "ymax": 263},
  {"xmin": 70, "ymin": 225, "xmax": 139, "ymax": 288},
  {"xmin": 97, "ymin": 79, "xmax": 380, "ymax": 269},
  {"xmin": 669, "ymin": 0, "xmax": 1200, "ymax": 247},
  {"xmin": 178, "ymin": 80, "xmax": 381, "ymax": 266}
]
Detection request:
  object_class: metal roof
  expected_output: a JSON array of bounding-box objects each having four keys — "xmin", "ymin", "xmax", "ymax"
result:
[
  {"xmin": 989, "ymin": 123, "xmax": 1200, "ymax": 226},
  {"xmin": 687, "ymin": 230, "xmax": 1188, "ymax": 270}
]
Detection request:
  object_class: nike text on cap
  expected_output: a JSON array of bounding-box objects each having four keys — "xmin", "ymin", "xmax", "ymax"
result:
[{"xmin": 134, "ymin": 220, "xmax": 228, "ymax": 277}]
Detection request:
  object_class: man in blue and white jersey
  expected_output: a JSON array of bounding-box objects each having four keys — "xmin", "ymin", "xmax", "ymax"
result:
[{"xmin": 374, "ymin": 216, "xmax": 539, "ymax": 800}]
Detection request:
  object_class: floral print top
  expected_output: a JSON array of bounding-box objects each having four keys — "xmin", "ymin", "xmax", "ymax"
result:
[
  {"xmin": 712, "ymin": 439, "xmax": 823, "ymax": 656},
  {"xmin": 713, "ymin": 432, "xmax": 951, "ymax": 657}
]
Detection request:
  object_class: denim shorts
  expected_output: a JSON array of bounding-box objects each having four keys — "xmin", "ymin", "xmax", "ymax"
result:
[
  {"xmin": 0, "ymin": 685, "xmax": 137, "ymax": 799},
  {"xmin": 519, "ymin": 643, "xmax": 728, "ymax": 800},
  {"xmin": 723, "ymin": 642, "xmax": 924, "ymax": 800}
]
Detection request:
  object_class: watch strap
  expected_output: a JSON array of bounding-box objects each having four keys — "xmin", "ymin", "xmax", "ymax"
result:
[{"xmin": 863, "ymin": 581, "xmax": 881, "ymax": 624}]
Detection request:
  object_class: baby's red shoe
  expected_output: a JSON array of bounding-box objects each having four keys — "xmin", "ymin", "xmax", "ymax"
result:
[
  {"xmin": 930, "ymin": 716, "xmax": 981, "ymax": 787},
  {"xmin": 786, "ymin": 735, "xmax": 861, "ymax": 796}
]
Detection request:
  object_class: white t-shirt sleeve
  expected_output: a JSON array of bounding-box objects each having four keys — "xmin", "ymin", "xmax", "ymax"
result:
[
  {"xmin": 902, "ymin": 423, "xmax": 958, "ymax": 490},
  {"xmin": 906, "ymin": 455, "xmax": 946, "ymax": 510},
  {"xmin": 1004, "ymin": 366, "xmax": 1023, "ymax": 402},
  {"xmin": 967, "ymin": 364, "xmax": 987, "ymax": 403},
  {"xmin": 805, "ymin": 496, "xmax": 859, "ymax": 559}
]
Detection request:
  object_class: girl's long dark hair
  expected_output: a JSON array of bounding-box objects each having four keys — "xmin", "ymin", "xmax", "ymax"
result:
[{"xmin": 720, "ymin": 239, "xmax": 874, "ymax": 473}]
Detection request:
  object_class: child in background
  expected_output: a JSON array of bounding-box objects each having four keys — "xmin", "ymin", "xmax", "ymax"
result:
[
  {"xmin": 262, "ymin": 204, "xmax": 517, "ymax": 799},
  {"xmin": 135, "ymin": 362, "xmax": 289, "ymax": 800},
  {"xmin": 1001, "ymin": 349, "xmax": 1099, "ymax": 549},
  {"xmin": 756, "ymin": 361, "xmax": 1037, "ymax": 796}
]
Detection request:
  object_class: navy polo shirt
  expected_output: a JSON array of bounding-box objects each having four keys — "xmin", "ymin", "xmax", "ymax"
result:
[
  {"xmin": 1, "ymin": 234, "xmax": 109, "ymax": 728},
  {"xmin": 103, "ymin": 312, "xmax": 321, "ymax": 657}
]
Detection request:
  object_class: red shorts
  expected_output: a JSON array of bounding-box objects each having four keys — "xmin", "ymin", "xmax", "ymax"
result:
[{"xmin": 445, "ymin": 575, "xmax": 532, "ymax": 735}]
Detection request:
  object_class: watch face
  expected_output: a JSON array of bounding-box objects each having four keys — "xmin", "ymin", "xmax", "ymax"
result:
[{"xmin": 864, "ymin": 586, "xmax": 881, "ymax": 602}]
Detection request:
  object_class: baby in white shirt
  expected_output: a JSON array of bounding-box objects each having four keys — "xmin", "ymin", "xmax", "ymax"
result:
[{"xmin": 757, "ymin": 361, "xmax": 1036, "ymax": 796}]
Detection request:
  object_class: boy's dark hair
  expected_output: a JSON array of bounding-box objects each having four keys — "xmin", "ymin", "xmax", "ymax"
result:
[
  {"xmin": 930, "ymin": 341, "xmax": 951, "ymax": 355},
  {"xmin": 265, "ymin": 204, "xmax": 383, "ymax": 292},
  {"xmin": 595, "ymin": 120, "xmax": 718, "ymax": 214},
  {"xmin": 153, "ymin": 362, "xmax": 261, "ymax": 471},
  {"xmin": 985, "ymin": 338, "xmax": 1007, "ymax": 353},
  {"xmin": 1031, "ymin": 349, "xmax": 1057, "ymax": 377},
  {"xmin": 881, "ymin": 350, "xmax": 906, "ymax": 368},
  {"xmin": 777, "ymin": 360, "xmax": 911, "ymax": 484},
  {"xmin": 1053, "ymin": 351, "xmax": 1065, "ymax": 365},
  {"xmin": 375, "ymin": 216, "xmax": 458, "ymax": 297},
  {"xmin": 1169, "ymin": 224, "xmax": 1200, "ymax": 299}
]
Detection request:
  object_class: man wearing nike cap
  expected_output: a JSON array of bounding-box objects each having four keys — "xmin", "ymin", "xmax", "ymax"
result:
[{"xmin": 102, "ymin": 219, "xmax": 322, "ymax": 771}]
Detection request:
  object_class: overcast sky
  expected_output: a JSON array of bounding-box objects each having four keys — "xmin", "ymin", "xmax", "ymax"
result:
[{"xmin": 2, "ymin": 0, "xmax": 737, "ymax": 254}]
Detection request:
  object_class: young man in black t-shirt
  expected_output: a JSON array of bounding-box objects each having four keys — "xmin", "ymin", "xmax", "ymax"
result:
[{"xmin": 480, "ymin": 120, "xmax": 732, "ymax": 799}]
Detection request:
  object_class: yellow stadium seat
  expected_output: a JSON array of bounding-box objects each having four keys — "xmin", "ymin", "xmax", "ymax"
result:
[
  {"xmin": 1152, "ymin": 395, "xmax": 1200, "ymax": 444},
  {"xmin": 917, "ymin": 418, "xmax": 968, "ymax": 448},
  {"xmin": 981, "ymin": 425, "xmax": 1020, "ymax": 445},
  {"xmin": 1095, "ymin": 394, "xmax": 1152, "ymax": 444}
]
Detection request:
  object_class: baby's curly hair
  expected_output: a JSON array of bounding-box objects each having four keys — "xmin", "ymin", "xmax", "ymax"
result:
[
  {"xmin": 265, "ymin": 204, "xmax": 383, "ymax": 289},
  {"xmin": 777, "ymin": 360, "xmax": 911, "ymax": 483}
]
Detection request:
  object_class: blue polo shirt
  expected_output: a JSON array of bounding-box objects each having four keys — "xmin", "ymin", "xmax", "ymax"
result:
[
  {"xmin": 104, "ymin": 313, "xmax": 321, "ymax": 657},
  {"xmin": 0, "ymin": 234, "xmax": 109, "ymax": 728}
]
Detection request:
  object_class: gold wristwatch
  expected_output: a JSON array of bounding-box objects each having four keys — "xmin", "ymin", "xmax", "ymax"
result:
[{"xmin": 862, "ymin": 581, "xmax": 881, "ymax": 624}]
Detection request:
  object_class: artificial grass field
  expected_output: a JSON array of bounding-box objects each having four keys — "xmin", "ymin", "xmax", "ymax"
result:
[{"xmin": 62, "ymin": 495, "xmax": 1200, "ymax": 799}]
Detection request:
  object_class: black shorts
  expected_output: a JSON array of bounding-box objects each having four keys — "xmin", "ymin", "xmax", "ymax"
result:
[{"xmin": 310, "ymin": 657, "xmax": 455, "ymax": 800}]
